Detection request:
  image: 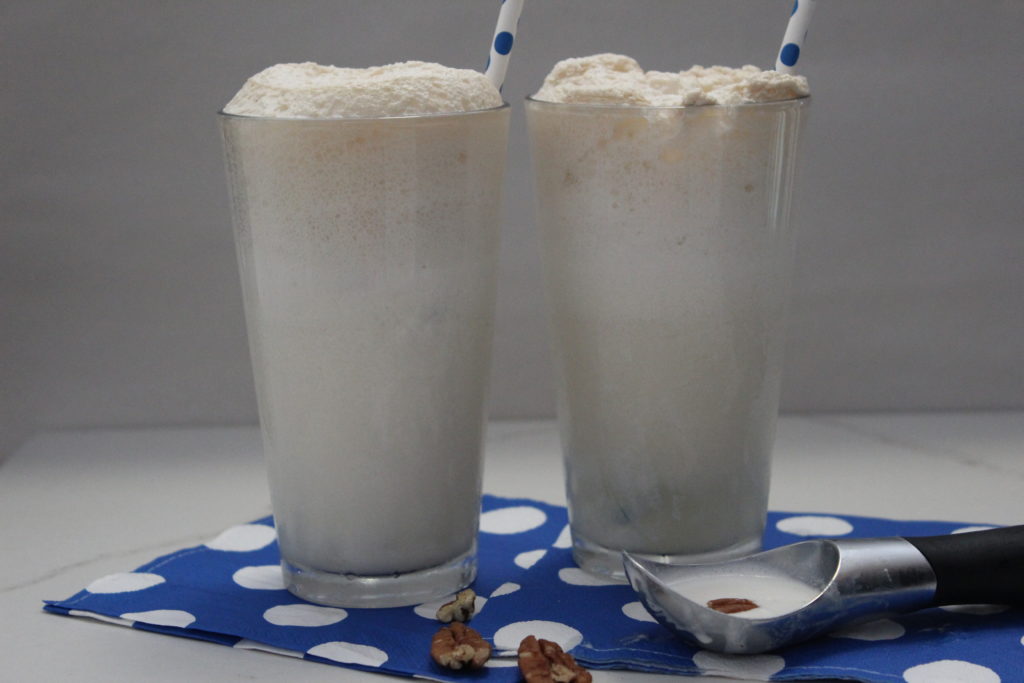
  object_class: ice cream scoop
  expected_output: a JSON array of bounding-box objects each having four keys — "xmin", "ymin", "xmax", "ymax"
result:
[{"xmin": 623, "ymin": 525, "xmax": 1024, "ymax": 654}]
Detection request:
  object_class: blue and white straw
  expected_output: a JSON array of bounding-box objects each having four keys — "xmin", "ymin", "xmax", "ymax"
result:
[
  {"xmin": 776, "ymin": 0, "xmax": 817, "ymax": 73},
  {"xmin": 484, "ymin": 0, "xmax": 525, "ymax": 91}
]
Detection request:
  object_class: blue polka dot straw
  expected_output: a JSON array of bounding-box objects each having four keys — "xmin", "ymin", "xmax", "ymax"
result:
[
  {"xmin": 776, "ymin": 0, "xmax": 817, "ymax": 73},
  {"xmin": 484, "ymin": 0, "xmax": 525, "ymax": 91}
]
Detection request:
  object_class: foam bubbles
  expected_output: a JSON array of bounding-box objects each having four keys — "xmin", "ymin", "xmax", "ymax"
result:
[{"xmin": 225, "ymin": 62, "xmax": 502, "ymax": 118}]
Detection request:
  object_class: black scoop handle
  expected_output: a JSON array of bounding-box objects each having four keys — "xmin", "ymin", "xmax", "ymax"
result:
[{"xmin": 905, "ymin": 525, "xmax": 1024, "ymax": 607}]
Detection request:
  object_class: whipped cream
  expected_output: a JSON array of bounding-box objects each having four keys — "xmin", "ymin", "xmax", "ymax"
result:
[
  {"xmin": 224, "ymin": 61, "xmax": 503, "ymax": 118},
  {"xmin": 534, "ymin": 53, "xmax": 808, "ymax": 106}
]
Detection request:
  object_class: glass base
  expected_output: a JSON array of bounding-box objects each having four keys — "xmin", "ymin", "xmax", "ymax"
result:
[
  {"xmin": 283, "ymin": 546, "xmax": 476, "ymax": 608},
  {"xmin": 572, "ymin": 532, "xmax": 762, "ymax": 581}
]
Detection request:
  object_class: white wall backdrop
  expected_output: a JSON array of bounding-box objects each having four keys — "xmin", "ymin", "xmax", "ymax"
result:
[{"xmin": 3, "ymin": 0, "xmax": 1023, "ymax": 459}]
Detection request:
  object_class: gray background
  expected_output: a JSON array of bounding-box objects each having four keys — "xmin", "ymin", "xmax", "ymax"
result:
[{"xmin": 3, "ymin": 1, "xmax": 1022, "ymax": 461}]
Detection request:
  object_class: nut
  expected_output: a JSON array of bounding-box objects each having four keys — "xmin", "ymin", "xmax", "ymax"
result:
[
  {"xmin": 436, "ymin": 588, "xmax": 477, "ymax": 623},
  {"xmin": 430, "ymin": 622, "xmax": 491, "ymax": 670},
  {"xmin": 707, "ymin": 597, "xmax": 759, "ymax": 614},
  {"xmin": 517, "ymin": 635, "xmax": 592, "ymax": 683}
]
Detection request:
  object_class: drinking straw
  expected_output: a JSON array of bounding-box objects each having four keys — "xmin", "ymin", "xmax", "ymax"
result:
[
  {"xmin": 484, "ymin": 0, "xmax": 525, "ymax": 90},
  {"xmin": 776, "ymin": 0, "xmax": 816, "ymax": 73}
]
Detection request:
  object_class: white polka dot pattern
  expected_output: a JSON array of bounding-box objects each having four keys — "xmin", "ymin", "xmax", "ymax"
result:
[
  {"xmin": 490, "ymin": 582, "xmax": 521, "ymax": 598},
  {"xmin": 264, "ymin": 604, "xmax": 347, "ymax": 627},
  {"xmin": 514, "ymin": 549, "xmax": 547, "ymax": 569},
  {"xmin": 206, "ymin": 524, "xmax": 276, "ymax": 551},
  {"xmin": 903, "ymin": 659, "xmax": 1000, "ymax": 683},
  {"xmin": 621, "ymin": 601, "xmax": 657, "ymax": 623},
  {"xmin": 830, "ymin": 618, "xmax": 905, "ymax": 641},
  {"xmin": 86, "ymin": 572, "xmax": 164, "ymax": 594},
  {"xmin": 234, "ymin": 639, "xmax": 303, "ymax": 658},
  {"xmin": 121, "ymin": 609, "xmax": 196, "ymax": 628},
  {"xmin": 232, "ymin": 565, "xmax": 285, "ymax": 590},
  {"xmin": 493, "ymin": 620, "xmax": 583, "ymax": 652},
  {"xmin": 693, "ymin": 650, "xmax": 786, "ymax": 678},
  {"xmin": 307, "ymin": 641, "xmax": 388, "ymax": 667},
  {"xmin": 412, "ymin": 594, "xmax": 487, "ymax": 620},
  {"xmin": 484, "ymin": 659, "xmax": 520, "ymax": 668},
  {"xmin": 558, "ymin": 567, "xmax": 620, "ymax": 587},
  {"xmin": 776, "ymin": 515, "xmax": 854, "ymax": 536},
  {"xmin": 68, "ymin": 610, "xmax": 133, "ymax": 626},
  {"xmin": 45, "ymin": 500, "xmax": 1020, "ymax": 682},
  {"xmin": 480, "ymin": 506, "xmax": 548, "ymax": 534}
]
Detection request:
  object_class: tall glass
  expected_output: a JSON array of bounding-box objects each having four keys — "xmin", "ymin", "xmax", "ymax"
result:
[
  {"xmin": 526, "ymin": 97, "xmax": 808, "ymax": 578},
  {"xmin": 220, "ymin": 105, "xmax": 509, "ymax": 606}
]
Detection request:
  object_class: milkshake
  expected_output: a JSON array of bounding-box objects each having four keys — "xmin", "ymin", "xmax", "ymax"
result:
[
  {"xmin": 221, "ymin": 61, "xmax": 508, "ymax": 606},
  {"xmin": 526, "ymin": 54, "xmax": 808, "ymax": 577}
]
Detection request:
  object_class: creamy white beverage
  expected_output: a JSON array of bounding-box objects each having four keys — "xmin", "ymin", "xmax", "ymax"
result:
[
  {"xmin": 533, "ymin": 53, "xmax": 808, "ymax": 106},
  {"xmin": 221, "ymin": 61, "xmax": 507, "ymax": 606},
  {"xmin": 225, "ymin": 61, "xmax": 503, "ymax": 117},
  {"xmin": 527, "ymin": 55, "xmax": 808, "ymax": 577},
  {"xmin": 670, "ymin": 574, "xmax": 821, "ymax": 619}
]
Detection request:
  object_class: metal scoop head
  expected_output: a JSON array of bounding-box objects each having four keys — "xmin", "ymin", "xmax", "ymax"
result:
[{"xmin": 623, "ymin": 537, "xmax": 937, "ymax": 654}]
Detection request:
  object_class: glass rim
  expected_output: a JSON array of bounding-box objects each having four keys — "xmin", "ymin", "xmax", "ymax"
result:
[
  {"xmin": 524, "ymin": 94, "xmax": 809, "ymax": 113},
  {"xmin": 217, "ymin": 102, "xmax": 510, "ymax": 123}
]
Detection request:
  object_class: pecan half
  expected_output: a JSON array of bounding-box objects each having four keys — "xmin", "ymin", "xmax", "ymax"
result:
[
  {"xmin": 517, "ymin": 635, "xmax": 592, "ymax": 683},
  {"xmin": 707, "ymin": 597, "xmax": 759, "ymax": 614},
  {"xmin": 430, "ymin": 623, "xmax": 492, "ymax": 670},
  {"xmin": 436, "ymin": 588, "xmax": 477, "ymax": 623}
]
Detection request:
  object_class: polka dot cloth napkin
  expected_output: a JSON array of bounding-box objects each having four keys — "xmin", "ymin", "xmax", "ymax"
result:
[{"xmin": 45, "ymin": 496, "xmax": 1022, "ymax": 682}]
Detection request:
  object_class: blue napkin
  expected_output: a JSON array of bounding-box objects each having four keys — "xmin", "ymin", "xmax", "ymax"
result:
[{"xmin": 45, "ymin": 496, "xmax": 1022, "ymax": 682}]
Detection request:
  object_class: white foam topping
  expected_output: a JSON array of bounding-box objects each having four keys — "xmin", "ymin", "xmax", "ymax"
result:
[
  {"xmin": 224, "ymin": 61, "xmax": 503, "ymax": 118},
  {"xmin": 534, "ymin": 53, "xmax": 809, "ymax": 106}
]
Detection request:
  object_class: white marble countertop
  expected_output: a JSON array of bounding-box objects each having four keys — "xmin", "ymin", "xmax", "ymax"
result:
[{"xmin": 2, "ymin": 413, "xmax": 1022, "ymax": 682}]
